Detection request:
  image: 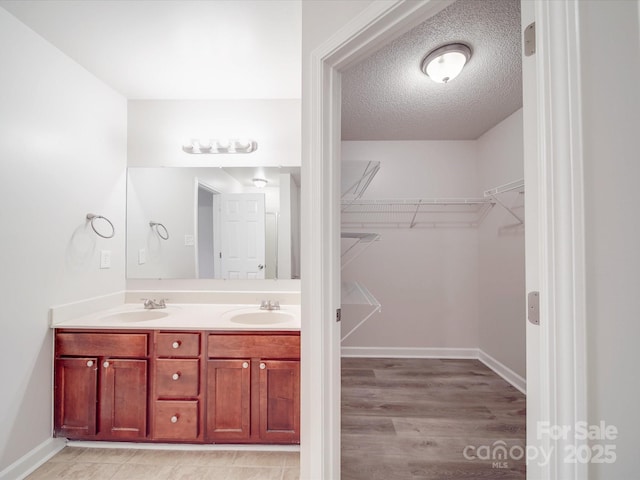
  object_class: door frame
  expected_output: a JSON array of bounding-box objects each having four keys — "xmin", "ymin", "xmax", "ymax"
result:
[{"xmin": 302, "ymin": 1, "xmax": 587, "ymax": 479}]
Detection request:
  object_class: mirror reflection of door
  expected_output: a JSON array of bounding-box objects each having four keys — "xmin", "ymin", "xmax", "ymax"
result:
[
  {"xmin": 197, "ymin": 186, "xmax": 266, "ymax": 279},
  {"xmin": 218, "ymin": 193, "xmax": 266, "ymax": 279}
]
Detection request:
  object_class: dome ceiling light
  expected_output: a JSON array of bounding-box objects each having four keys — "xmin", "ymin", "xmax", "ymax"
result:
[{"xmin": 421, "ymin": 43, "xmax": 472, "ymax": 84}]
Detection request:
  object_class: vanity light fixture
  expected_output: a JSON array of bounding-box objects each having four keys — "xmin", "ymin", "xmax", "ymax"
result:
[
  {"xmin": 252, "ymin": 178, "xmax": 268, "ymax": 188},
  {"xmin": 182, "ymin": 138, "xmax": 258, "ymax": 154},
  {"xmin": 421, "ymin": 43, "xmax": 471, "ymax": 84}
]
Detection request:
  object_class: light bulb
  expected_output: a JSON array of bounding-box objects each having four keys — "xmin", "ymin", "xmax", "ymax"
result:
[
  {"xmin": 421, "ymin": 43, "xmax": 471, "ymax": 84},
  {"xmin": 252, "ymin": 178, "xmax": 268, "ymax": 188}
]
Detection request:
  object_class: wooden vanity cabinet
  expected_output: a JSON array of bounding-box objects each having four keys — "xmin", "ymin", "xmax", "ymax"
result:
[
  {"xmin": 54, "ymin": 332, "xmax": 148, "ymax": 440},
  {"xmin": 206, "ymin": 333, "xmax": 300, "ymax": 444},
  {"xmin": 54, "ymin": 328, "xmax": 300, "ymax": 445}
]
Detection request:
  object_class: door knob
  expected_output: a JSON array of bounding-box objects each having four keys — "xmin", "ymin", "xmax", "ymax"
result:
[{"xmin": 258, "ymin": 264, "xmax": 264, "ymax": 270}]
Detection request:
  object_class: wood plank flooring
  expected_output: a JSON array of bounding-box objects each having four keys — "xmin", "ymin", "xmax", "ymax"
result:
[{"xmin": 341, "ymin": 358, "xmax": 526, "ymax": 480}]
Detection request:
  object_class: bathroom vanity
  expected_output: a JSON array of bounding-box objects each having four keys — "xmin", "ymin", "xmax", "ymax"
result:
[{"xmin": 52, "ymin": 303, "xmax": 300, "ymax": 445}]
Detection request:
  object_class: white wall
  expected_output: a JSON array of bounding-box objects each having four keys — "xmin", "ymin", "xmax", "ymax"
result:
[
  {"xmin": 341, "ymin": 141, "xmax": 480, "ymax": 349},
  {"xmin": 300, "ymin": 2, "xmax": 375, "ymax": 477},
  {"xmin": 579, "ymin": 1, "xmax": 640, "ymax": 478},
  {"xmin": 128, "ymin": 99, "xmax": 301, "ymax": 168},
  {"xmin": 476, "ymin": 109, "xmax": 525, "ymax": 378},
  {"xmin": 0, "ymin": 8, "xmax": 127, "ymax": 473}
]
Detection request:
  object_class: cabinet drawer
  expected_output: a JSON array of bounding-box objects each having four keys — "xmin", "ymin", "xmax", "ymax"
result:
[
  {"xmin": 155, "ymin": 359, "xmax": 199, "ymax": 397},
  {"xmin": 153, "ymin": 400, "xmax": 199, "ymax": 440},
  {"xmin": 208, "ymin": 334, "xmax": 300, "ymax": 359},
  {"xmin": 56, "ymin": 333, "xmax": 148, "ymax": 357},
  {"xmin": 156, "ymin": 333, "xmax": 200, "ymax": 357}
]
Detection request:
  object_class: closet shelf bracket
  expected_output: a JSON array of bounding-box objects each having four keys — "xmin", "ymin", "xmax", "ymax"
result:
[
  {"xmin": 483, "ymin": 179, "xmax": 525, "ymax": 225},
  {"xmin": 341, "ymin": 232, "xmax": 380, "ymax": 269},
  {"xmin": 340, "ymin": 281, "xmax": 381, "ymax": 343}
]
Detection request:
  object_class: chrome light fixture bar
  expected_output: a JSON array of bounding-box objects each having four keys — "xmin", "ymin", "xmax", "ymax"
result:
[{"xmin": 182, "ymin": 138, "xmax": 258, "ymax": 154}]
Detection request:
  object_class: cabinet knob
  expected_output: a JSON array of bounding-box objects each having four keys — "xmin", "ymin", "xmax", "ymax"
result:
[
  {"xmin": 172, "ymin": 341, "xmax": 181, "ymax": 349},
  {"xmin": 170, "ymin": 415, "xmax": 179, "ymax": 423},
  {"xmin": 103, "ymin": 361, "xmax": 110, "ymax": 368},
  {"xmin": 260, "ymin": 363, "xmax": 266, "ymax": 370},
  {"xmin": 172, "ymin": 372, "xmax": 180, "ymax": 380},
  {"xmin": 242, "ymin": 362, "xmax": 249, "ymax": 369},
  {"xmin": 86, "ymin": 360, "xmax": 94, "ymax": 367}
]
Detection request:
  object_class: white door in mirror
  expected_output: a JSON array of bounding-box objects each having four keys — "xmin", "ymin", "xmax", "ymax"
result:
[{"xmin": 219, "ymin": 193, "xmax": 266, "ymax": 280}]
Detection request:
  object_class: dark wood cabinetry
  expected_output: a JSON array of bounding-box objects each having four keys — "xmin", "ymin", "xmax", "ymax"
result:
[
  {"xmin": 206, "ymin": 333, "xmax": 300, "ymax": 444},
  {"xmin": 54, "ymin": 328, "xmax": 299, "ymax": 444},
  {"xmin": 54, "ymin": 333, "xmax": 148, "ymax": 440},
  {"xmin": 259, "ymin": 360, "xmax": 300, "ymax": 443},
  {"xmin": 151, "ymin": 331, "xmax": 203, "ymax": 442},
  {"xmin": 207, "ymin": 359, "xmax": 252, "ymax": 441}
]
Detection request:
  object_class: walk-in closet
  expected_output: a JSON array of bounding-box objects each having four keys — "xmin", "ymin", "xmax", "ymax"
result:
[{"xmin": 339, "ymin": 1, "xmax": 527, "ymax": 478}]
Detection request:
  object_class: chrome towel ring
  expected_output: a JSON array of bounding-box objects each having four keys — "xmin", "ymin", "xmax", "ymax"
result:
[
  {"xmin": 149, "ymin": 221, "xmax": 169, "ymax": 240},
  {"xmin": 86, "ymin": 213, "xmax": 115, "ymax": 239}
]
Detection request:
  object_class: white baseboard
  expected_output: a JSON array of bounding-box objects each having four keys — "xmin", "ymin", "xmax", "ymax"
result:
[
  {"xmin": 341, "ymin": 346, "xmax": 526, "ymax": 394},
  {"xmin": 341, "ymin": 346, "xmax": 479, "ymax": 359},
  {"xmin": 478, "ymin": 349, "xmax": 526, "ymax": 394},
  {"xmin": 0, "ymin": 438, "xmax": 66, "ymax": 480}
]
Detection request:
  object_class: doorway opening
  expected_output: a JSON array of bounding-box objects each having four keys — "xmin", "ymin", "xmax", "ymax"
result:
[{"xmin": 337, "ymin": 1, "xmax": 525, "ymax": 477}]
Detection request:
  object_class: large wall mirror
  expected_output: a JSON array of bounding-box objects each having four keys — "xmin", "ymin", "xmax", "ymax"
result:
[{"xmin": 126, "ymin": 167, "xmax": 300, "ymax": 280}]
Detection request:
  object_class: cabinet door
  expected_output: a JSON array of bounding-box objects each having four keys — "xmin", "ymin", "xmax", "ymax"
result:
[
  {"xmin": 100, "ymin": 359, "xmax": 147, "ymax": 438},
  {"xmin": 54, "ymin": 357, "xmax": 98, "ymax": 438},
  {"xmin": 207, "ymin": 359, "xmax": 251, "ymax": 441},
  {"xmin": 259, "ymin": 360, "xmax": 300, "ymax": 443}
]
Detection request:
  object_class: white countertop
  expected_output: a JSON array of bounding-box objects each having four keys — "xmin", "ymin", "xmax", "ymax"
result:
[{"xmin": 51, "ymin": 303, "xmax": 301, "ymax": 331}]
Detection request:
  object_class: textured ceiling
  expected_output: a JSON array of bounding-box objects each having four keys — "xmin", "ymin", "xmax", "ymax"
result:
[
  {"xmin": 341, "ymin": 0, "xmax": 522, "ymax": 141},
  {"xmin": 0, "ymin": 0, "xmax": 301, "ymax": 99}
]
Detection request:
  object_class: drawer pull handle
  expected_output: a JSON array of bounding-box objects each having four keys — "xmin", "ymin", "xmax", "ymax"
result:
[
  {"xmin": 172, "ymin": 341, "xmax": 181, "ymax": 349},
  {"xmin": 260, "ymin": 363, "xmax": 266, "ymax": 370},
  {"xmin": 86, "ymin": 360, "xmax": 94, "ymax": 367},
  {"xmin": 242, "ymin": 362, "xmax": 249, "ymax": 369},
  {"xmin": 170, "ymin": 415, "xmax": 179, "ymax": 423},
  {"xmin": 172, "ymin": 372, "xmax": 180, "ymax": 380},
  {"xmin": 103, "ymin": 361, "xmax": 110, "ymax": 368}
]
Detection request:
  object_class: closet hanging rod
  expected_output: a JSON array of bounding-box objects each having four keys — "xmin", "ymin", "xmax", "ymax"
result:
[{"xmin": 343, "ymin": 197, "xmax": 489, "ymax": 207}]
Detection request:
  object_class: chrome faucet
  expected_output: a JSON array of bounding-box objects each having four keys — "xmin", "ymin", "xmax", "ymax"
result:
[
  {"xmin": 259, "ymin": 300, "xmax": 280, "ymax": 311},
  {"xmin": 142, "ymin": 298, "xmax": 167, "ymax": 309}
]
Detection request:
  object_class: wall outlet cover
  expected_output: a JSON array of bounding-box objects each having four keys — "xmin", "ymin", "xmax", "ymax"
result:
[{"xmin": 100, "ymin": 250, "xmax": 111, "ymax": 269}]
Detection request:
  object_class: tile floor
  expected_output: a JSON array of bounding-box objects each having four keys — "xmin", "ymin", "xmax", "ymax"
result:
[{"xmin": 26, "ymin": 447, "xmax": 299, "ymax": 480}]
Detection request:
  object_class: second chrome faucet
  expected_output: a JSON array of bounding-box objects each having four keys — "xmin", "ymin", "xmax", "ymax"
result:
[{"xmin": 260, "ymin": 300, "xmax": 280, "ymax": 311}]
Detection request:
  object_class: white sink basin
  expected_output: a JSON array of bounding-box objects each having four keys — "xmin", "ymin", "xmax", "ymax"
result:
[
  {"xmin": 100, "ymin": 310, "xmax": 169, "ymax": 323},
  {"xmin": 229, "ymin": 310, "xmax": 295, "ymax": 325}
]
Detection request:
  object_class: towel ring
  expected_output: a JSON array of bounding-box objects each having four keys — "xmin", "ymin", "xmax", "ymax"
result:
[
  {"xmin": 149, "ymin": 221, "xmax": 169, "ymax": 240},
  {"xmin": 86, "ymin": 213, "xmax": 115, "ymax": 239}
]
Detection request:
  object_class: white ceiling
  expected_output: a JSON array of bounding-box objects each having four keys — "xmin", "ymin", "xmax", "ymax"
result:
[
  {"xmin": 341, "ymin": 0, "xmax": 522, "ymax": 141},
  {"xmin": 0, "ymin": 0, "xmax": 301, "ymax": 100},
  {"xmin": 1, "ymin": 0, "xmax": 521, "ymax": 141}
]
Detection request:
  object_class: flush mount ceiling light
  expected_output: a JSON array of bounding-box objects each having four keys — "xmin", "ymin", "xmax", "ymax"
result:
[
  {"xmin": 182, "ymin": 138, "xmax": 258, "ymax": 154},
  {"xmin": 421, "ymin": 43, "xmax": 471, "ymax": 84},
  {"xmin": 252, "ymin": 178, "xmax": 268, "ymax": 188}
]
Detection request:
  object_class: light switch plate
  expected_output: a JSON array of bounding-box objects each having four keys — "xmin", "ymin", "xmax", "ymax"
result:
[
  {"xmin": 100, "ymin": 250, "xmax": 111, "ymax": 269},
  {"xmin": 184, "ymin": 234, "xmax": 194, "ymax": 246},
  {"xmin": 138, "ymin": 248, "xmax": 146, "ymax": 265}
]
